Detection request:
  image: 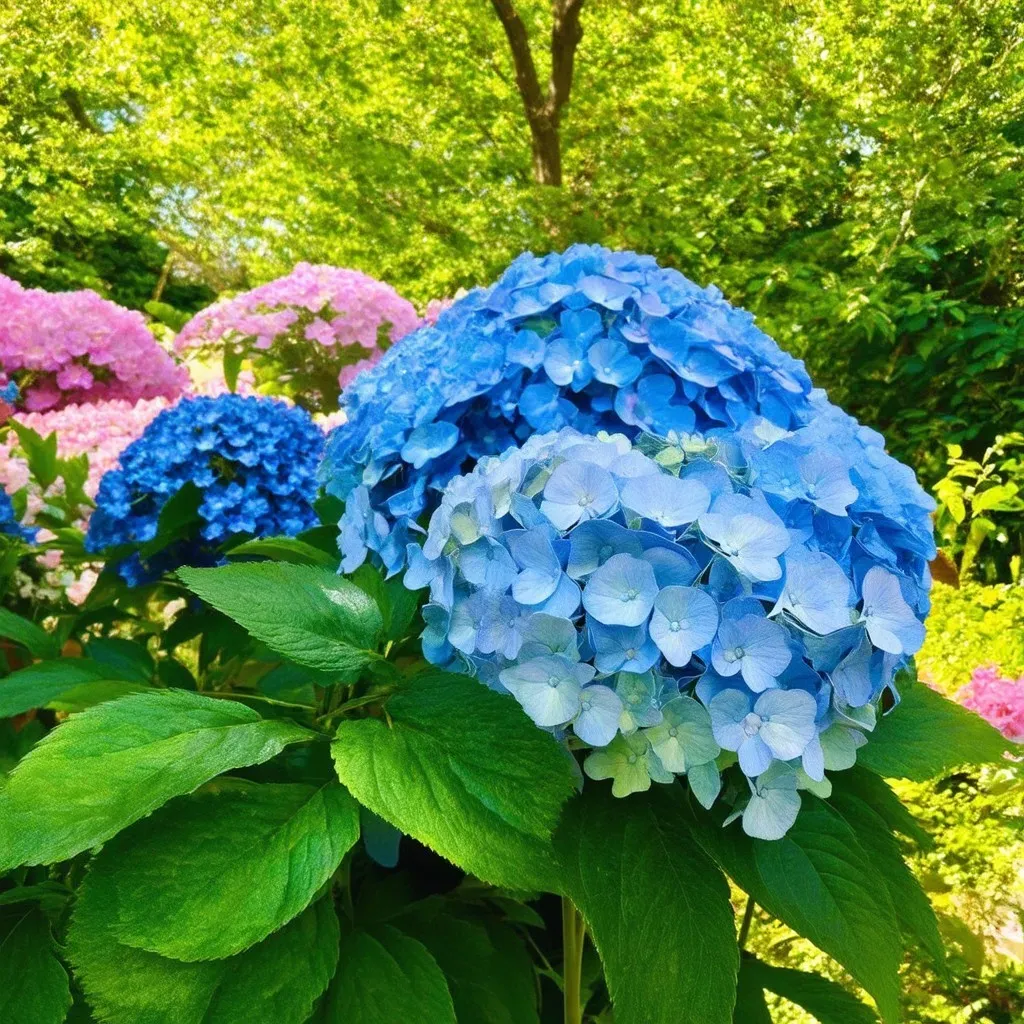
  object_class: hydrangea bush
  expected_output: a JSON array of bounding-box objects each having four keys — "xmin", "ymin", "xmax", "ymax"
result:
[
  {"xmin": 403, "ymin": 426, "xmax": 931, "ymax": 839},
  {"xmin": 175, "ymin": 263, "xmax": 421, "ymax": 412},
  {"xmin": 959, "ymin": 665, "xmax": 1024, "ymax": 742},
  {"xmin": 86, "ymin": 393, "xmax": 324, "ymax": 584},
  {"xmin": 0, "ymin": 274, "xmax": 186, "ymax": 412}
]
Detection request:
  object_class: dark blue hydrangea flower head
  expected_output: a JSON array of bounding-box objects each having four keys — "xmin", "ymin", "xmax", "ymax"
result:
[
  {"xmin": 87, "ymin": 394, "xmax": 324, "ymax": 584},
  {"xmin": 322, "ymin": 245, "xmax": 820, "ymax": 574},
  {"xmin": 0, "ymin": 489, "xmax": 35, "ymax": 543},
  {"xmin": 396, "ymin": 425, "xmax": 934, "ymax": 840}
]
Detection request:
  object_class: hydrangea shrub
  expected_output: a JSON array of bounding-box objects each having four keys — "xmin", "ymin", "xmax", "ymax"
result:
[
  {"xmin": 404, "ymin": 427, "xmax": 931, "ymax": 839},
  {"xmin": 86, "ymin": 393, "xmax": 325, "ymax": 584},
  {"xmin": 959, "ymin": 665, "xmax": 1024, "ymax": 741},
  {"xmin": 175, "ymin": 263, "xmax": 421, "ymax": 412},
  {"xmin": 0, "ymin": 274, "xmax": 186, "ymax": 412}
]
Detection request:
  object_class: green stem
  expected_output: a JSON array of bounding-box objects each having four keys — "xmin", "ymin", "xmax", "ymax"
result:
[
  {"xmin": 738, "ymin": 897, "xmax": 756, "ymax": 949},
  {"xmin": 562, "ymin": 895, "xmax": 585, "ymax": 1024},
  {"xmin": 316, "ymin": 687, "xmax": 396, "ymax": 725}
]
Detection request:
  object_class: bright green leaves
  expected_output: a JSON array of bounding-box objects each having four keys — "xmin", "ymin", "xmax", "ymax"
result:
[
  {"xmin": 332, "ymin": 670, "xmax": 576, "ymax": 890},
  {"xmin": 67, "ymin": 876, "xmax": 339, "ymax": 1024},
  {"xmin": 0, "ymin": 659, "xmax": 143, "ymax": 718},
  {"xmin": 0, "ymin": 689, "xmax": 315, "ymax": 868},
  {"xmin": 689, "ymin": 797, "xmax": 903, "ymax": 1022},
  {"xmin": 85, "ymin": 779, "xmax": 359, "ymax": 961},
  {"xmin": 0, "ymin": 907, "xmax": 73, "ymax": 1024},
  {"xmin": 858, "ymin": 677, "xmax": 1012, "ymax": 780},
  {"xmin": 0, "ymin": 607, "xmax": 59, "ymax": 659},
  {"xmin": 313, "ymin": 925, "xmax": 457, "ymax": 1024},
  {"xmin": 737, "ymin": 957, "xmax": 879, "ymax": 1024},
  {"xmin": 555, "ymin": 787, "xmax": 738, "ymax": 1024},
  {"xmin": 178, "ymin": 563, "xmax": 383, "ymax": 674}
]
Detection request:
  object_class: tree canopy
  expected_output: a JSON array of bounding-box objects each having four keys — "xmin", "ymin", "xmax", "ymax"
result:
[{"xmin": 2, "ymin": 0, "xmax": 1022, "ymax": 470}]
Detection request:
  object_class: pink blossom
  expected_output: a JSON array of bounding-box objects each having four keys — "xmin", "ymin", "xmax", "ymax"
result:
[
  {"xmin": 0, "ymin": 274, "xmax": 187, "ymax": 411},
  {"xmin": 959, "ymin": 665, "xmax": 1024, "ymax": 743}
]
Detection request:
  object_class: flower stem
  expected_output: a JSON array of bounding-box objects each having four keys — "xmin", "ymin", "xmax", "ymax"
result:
[
  {"xmin": 562, "ymin": 895, "xmax": 585, "ymax": 1024},
  {"xmin": 738, "ymin": 896, "xmax": 756, "ymax": 949}
]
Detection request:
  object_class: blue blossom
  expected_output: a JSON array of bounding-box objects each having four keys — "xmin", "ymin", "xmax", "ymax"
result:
[
  {"xmin": 858, "ymin": 566, "xmax": 926, "ymax": 655},
  {"xmin": 649, "ymin": 586, "xmax": 719, "ymax": 667},
  {"xmin": 540, "ymin": 461, "xmax": 618, "ymax": 530},
  {"xmin": 0, "ymin": 489, "xmax": 35, "ymax": 543},
  {"xmin": 87, "ymin": 394, "xmax": 323, "ymax": 584},
  {"xmin": 582, "ymin": 553, "xmax": 659, "ymax": 627},
  {"xmin": 711, "ymin": 615, "xmax": 792, "ymax": 692},
  {"xmin": 499, "ymin": 654, "xmax": 595, "ymax": 728},
  {"xmin": 699, "ymin": 493, "xmax": 790, "ymax": 581}
]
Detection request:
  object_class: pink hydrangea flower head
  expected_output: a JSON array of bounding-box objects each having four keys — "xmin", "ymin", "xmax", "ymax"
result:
[
  {"xmin": 959, "ymin": 664, "xmax": 1024, "ymax": 742},
  {"xmin": 0, "ymin": 274, "xmax": 187, "ymax": 411},
  {"xmin": 175, "ymin": 263, "xmax": 420, "ymax": 412}
]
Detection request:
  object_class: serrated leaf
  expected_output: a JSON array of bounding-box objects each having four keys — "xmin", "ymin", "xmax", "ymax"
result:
[
  {"xmin": 0, "ymin": 906, "xmax": 72, "ymax": 1024},
  {"xmin": 687, "ymin": 796, "xmax": 902, "ymax": 1023},
  {"xmin": 828, "ymin": 782, "xmax": 945, "ymax": 973},
  {"xmin": 0, "ymin": 608, "xmax": 59, "ymax": 660},
  {"xmin": 312, "ymin": 925, "xmax": 455, "ymax": 1024},
  {"xmin": 178, "ymin": 563, "xmax": 383, "ymax": 673},
  {"xmin": 93, "ymin": 779, "xmax": 359, "ymax": 961},
  {"xmin": 556, "ymin": 786, "xmax": 738, "ymax": 1024},
  {"xmin": 67, "ymin": 874, "xmax": 338, "ymax": 1024},
  {"xmin": 858, "ymin": 677, "xmax": 1012, "ymax": 780},
  {"xmin": 332, "ymin": 670, "xmax": 575, "ymax": 891},
  {"xmin": 741, "ymin": 957, "xmax": 878, "ymax": 1023},
  {"xmin": 0, "ymin": 689, "xmax": 315, "ymax": 868},
  {"xmin": 0, "ymin": 659, "xmax": 123, "ymax": 718},
  {"xmin": 834, "ymin": 768, "xmax": 933, "ymax": 849}
]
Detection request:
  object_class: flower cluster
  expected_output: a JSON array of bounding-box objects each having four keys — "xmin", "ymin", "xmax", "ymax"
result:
[
  {"xmin": 959, "ymin": 665, "xmax": 1024, "ymax": 742},
  {"xmin": 0, "ymin": 274, "xmax": 187, "ymax": 412},
  {"xmin": 0, "ymin": 488, "xmax": 34, "ymax": 543},
  {"xmin": 86, "ymin": 394, "xmax": 324, "ymax": 584},
  {"xmin": 175, "ymin": 264, "xmax": 421, "ymax": 412},
  {"xmin": 399, "ymin": 426, "xmax": 933, "ymax": 839},
  {"xmin": 324, "ymin": 244, "xmax": 822, "ymax": 574}
]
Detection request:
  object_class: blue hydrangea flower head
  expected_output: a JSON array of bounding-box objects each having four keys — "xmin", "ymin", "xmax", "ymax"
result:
[
  {"xmin": 86, "ymin": 394, "xmax": 323, "ymax": 584},
  {"xmin": 374, "ymin": 424, "xmax": 933, "ymax": 840},
  {"xmin": 0, "ymin": 489, "xmax": 35, "ymax": 543}
]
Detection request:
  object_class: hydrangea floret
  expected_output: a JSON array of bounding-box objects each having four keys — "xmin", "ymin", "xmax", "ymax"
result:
[
  {"xmin": 86, "ymin": 394, "xmax": 324, "ymax": 584},
  {"xmin": 175, "ymin": 264, "xmax": 421, "ymax": 412},
  {"xmin": 0, "ymin": 488, "xmax": 35, "ymax": 543},
  {"xmin": 0, "ymin": 274, "xmax": 186, "ymax": 412},
  {"xmin": 399, "ymin": 424, "xmax": 932, "ymax": 841},
  {"xmin": 324, "ymin": 244, "xmax": 823, "ymax": 574}
]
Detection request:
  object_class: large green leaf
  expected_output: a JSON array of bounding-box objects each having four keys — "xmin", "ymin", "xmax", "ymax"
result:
[
  {"xmin": 313, "ymin": 925, "xmax": 456, "ymax": 1024},
  {"xmin": 740, "ymin": 957, "xmax": 878, "ymax": 1024},
  {"xmin": 0, "ymin": 659, "xmax": 123, "ymax": 718},
  {"xmin": 225, "ymin": 536, "xmax": 339, "ymax": 569},
  {"xmin": 91, "ymin": 778, "xmax": 359, "ymax": 961},
  {"xmin": 834, "ymin": 768, "xmax": 933, "ymax": 849},
  {"xmin": 732, "ymin": 959, "xmax": 773, "ymax": 1024},
  {"xmin": 0, "ymin": 689, "xmax": 315, "ymax": 868},
  {"xmin": 687, "ymin": 797, "xmax": 902, "ymax": 1023},
  {"xmin": 0, "ymin": 907, "xmax": 73, "ymax": 1024},
  {"xmin": 332, "ymin": 670, "xmax": 575, "ymax": 891},
  {"xmin": 828, "ymin": 781, "xmax": 945, "ymax": 972},
  {"xmin": 67, "ymin": 872, "xmax": 338, "ymax": 1024},
  {"xmin": 398, "ymin": 906, "xmax": 539, "ymax": 1024},
  {"xmin": 556, "ymin": 786, "xmax": 738, "ymax": 1024},
  {"xmin": 0, "ymin": 608, "xmax": 59, "ymax": 660},
  {"xmin": 858, "ymin": 677, "xmax": 1011, "ymax": 780},
  {"xmin": 178, "ymin": 563, "xmax": 383, "ymax": 673}
]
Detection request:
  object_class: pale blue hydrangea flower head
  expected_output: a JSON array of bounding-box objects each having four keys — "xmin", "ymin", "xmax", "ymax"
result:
[{"xmin": 383, "ymin": 425, "xmax": 933, "ymax": 840}]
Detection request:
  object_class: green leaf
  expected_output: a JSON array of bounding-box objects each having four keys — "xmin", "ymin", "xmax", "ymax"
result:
[
  {"xmin": 555, "ymin": 786, "xmax": 738, "ymax": 1024},
  {"xmin": 226, "ymin": 536, "xmax": 339, "ymax": 569},
  {"xmin": 140, "ymin": 482, "xmax": 204, "ymax": 559},
  {"xmin": 0, "ymin": 659, "xmax": 120, "ymax": 718},
  {"xmin": 332, "ymin": 670, "xmax": 575, "ymax": 890},
  {"xmin": 46, "ymin": 679, "xmax": 149, "ymax": 712},
  {"xmin": 349, "ymin": 565, "xmax": 422, "ymax": 643},
  {"xmin": 83, "ymin": 637, "xmax": 154, "ymax": 682},
  {"xmin": 0, "ymin": 608, "xmax": 59, "ymax": 660},
  {"xmin": 832, "ymin": 768, "xmax": 933, "ymax": 849},
  {"xmin": 68, "ymin": 874, "xmax": 338, "ymax": 1024},
  {"xmin": 96, "ymin": 779, "xmax": 359, "ymax": 961},
  {"xmin": 398, "ymin": 907, "xmax": 539, "ymax": 1024},
  {"xmin": 0, "ymin": 719, "xmax": 43, "ymax": 776},
  {"xmin": 687, "ymin": 796, "xmax": 902, "ymax": 1023},
  {"xmin": 828, "ymin": 781, "xmax": 945, "ymax": 973},
  {"xmin": 313, "ymin": 925, "xmax": 456, "ymax": 1024},
  {"xmin": 0, "ymin": 689, "xmax": 315, "ymax": 868},
  {"xmin": 858, "ymin": 676, "xmax": 1012, "ymax": 780},
  {"xmin": 732, "ymin": 958, "xmax": 772, "ymax": 1024},
  {"xmin": 178, "ymin": 563, "xmax": 383, "ymax": 673},
  {"xmin": 741, "ymin": 957, "xmax": 878, "ymax": 1024},
  {"xmin": 0, "ymin": 907, "xmax": 73, "ymax": 1024},
  {"xmin": 10, "ymin": 424, "xmax": 59, "ymax": 491}
]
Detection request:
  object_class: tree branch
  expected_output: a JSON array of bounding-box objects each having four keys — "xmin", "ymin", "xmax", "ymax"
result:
[
  {"xmin": 61, "ymin": 88, "xmax": 102, "ymax": 135},
  {"xmin": 548, "ymin": 0, "xmax": 584, "ymax": 117},
  {"xmin": 489, "ymin": 0, "xmax": 545, "ymax": 118}
]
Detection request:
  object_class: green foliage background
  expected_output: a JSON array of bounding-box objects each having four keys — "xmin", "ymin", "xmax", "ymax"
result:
[{"xmin": 2, "ymin": 0, "xmax": 1022, "ymax": 473}]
